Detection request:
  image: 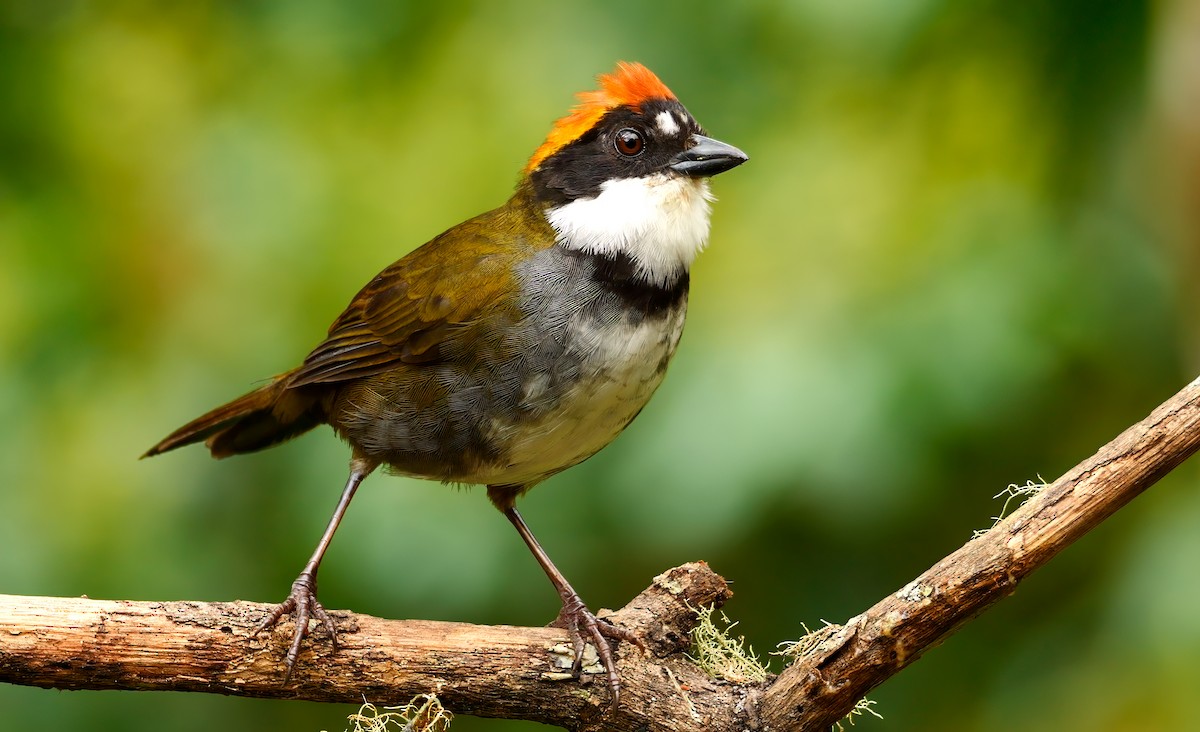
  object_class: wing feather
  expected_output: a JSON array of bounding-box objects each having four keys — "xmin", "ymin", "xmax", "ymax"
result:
[{"xmin": 289, "ymin": 206, "xmax": 547, "ymax": 388}]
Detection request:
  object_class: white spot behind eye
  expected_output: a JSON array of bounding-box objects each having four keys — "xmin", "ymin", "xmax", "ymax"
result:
[{"xmin": 656, "ymin": 110, "xmax": 680, "ymax": 135}]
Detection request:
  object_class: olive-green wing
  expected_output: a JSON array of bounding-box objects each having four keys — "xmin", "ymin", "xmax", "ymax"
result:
[{"xmin": 288, "ymin": 226, "xmax": 523, "ymax": 388}]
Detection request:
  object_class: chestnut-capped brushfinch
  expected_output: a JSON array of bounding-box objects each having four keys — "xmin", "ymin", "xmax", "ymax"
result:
[{"xmin": 147, "ymin": 62, "xmax": 747, "ymax": 705}]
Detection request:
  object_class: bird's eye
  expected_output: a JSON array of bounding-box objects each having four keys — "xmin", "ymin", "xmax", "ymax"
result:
[{"xmin": 614, "ymin": 128, "xmax": 645, "ymax": 157}]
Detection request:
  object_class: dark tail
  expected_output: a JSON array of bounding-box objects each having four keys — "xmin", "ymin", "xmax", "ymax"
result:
[{"xmin": 143, "ymin": 372, "xmax": 322, "ymax": 459}]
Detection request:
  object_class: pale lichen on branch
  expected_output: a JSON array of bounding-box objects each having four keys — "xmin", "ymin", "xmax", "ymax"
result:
[
  {"xmin": 686, "ymin": 603, "xmax": 768, "ymax": 684},
  {"xmin": 971, "ymin": 477, "xmax": 1048, "ymax": 539},
  {"xmin": 336, "ymin": 695, "xmax": 453, "ymax": 732}
]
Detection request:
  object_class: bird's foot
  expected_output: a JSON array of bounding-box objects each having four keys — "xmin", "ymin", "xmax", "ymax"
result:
[
  {"xmin": 254, "ymin": 570, "xmax": 337, "ymax": 683},
  {"xmin": 550, "ymin": 594, "xmax": 645, "ymax": 708}
]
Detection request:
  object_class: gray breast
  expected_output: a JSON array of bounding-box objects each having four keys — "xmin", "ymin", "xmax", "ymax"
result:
[
  {"xmin": 465, "ymin": 245, "xmax": 688, "ymax": 486},
  {"xmin": 336, "ymin": 245, "xmax": 688, "ymax": 487}
]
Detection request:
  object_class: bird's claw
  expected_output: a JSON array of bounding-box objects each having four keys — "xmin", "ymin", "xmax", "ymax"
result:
[
  {"xmin": 550, "ymin": 595, "xmax": 643, "ymax": 708},
  {"xmin": 255, "ymin": 571, "xmax": 336, "ymax": 683}
]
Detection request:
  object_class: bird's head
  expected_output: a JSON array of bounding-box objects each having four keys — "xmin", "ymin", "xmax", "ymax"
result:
[{"xmin": 526, "ymin": 62, "xmax": 748, "ymax": 287}]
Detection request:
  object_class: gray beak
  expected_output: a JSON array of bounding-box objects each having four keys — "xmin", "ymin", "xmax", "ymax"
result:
[{"xmin": 669, "ymin": 134, "xmax": 748, "ymax": 177}]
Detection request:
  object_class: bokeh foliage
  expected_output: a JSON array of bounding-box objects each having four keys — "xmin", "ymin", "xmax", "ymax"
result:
[{"xmin": 2, "ymin": 1, "xmax": 1198, "ymax": 731}]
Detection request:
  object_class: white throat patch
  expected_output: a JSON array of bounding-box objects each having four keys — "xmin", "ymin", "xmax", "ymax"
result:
[{"xmin": 545, "ymin": 174, "xmax": 714, "ymax": 286}]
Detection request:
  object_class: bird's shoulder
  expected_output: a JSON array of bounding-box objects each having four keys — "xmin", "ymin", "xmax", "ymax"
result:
[{"xmin": 289, "ymin": 190, "xmax": 555, "ymax": 387}]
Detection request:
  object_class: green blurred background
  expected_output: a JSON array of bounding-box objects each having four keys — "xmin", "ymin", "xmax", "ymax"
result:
[{"xmin": 3, "ymin": 1, "xmax": 1199, "ymax": 730}]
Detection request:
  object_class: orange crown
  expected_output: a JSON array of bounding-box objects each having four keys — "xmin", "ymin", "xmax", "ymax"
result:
[{"xmin": 525, "ymin": 62, "xmax": 677, "ymax": 174}]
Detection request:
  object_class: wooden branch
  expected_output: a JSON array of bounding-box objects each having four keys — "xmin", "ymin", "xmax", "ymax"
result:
[
  {"xmin": 0, "ymin": 563, "xmax": 738, "ymax": 731},
  {"xmin": 3, "ymin": 375, "xmax": 1199, "ymax": 731},
  {"xmin": 761, "ymin": 374, "xmax": 1200, "ymax": 731}
]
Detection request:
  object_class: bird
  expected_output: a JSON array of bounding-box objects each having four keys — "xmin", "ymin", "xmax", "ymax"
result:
[{"xmin": 144, "ymin": 61, "xmax": 747, "ymax": 705}]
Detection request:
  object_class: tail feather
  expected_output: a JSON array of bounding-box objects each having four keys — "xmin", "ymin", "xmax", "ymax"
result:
[{"xmin": 143, "ymin": 373, "xmax": 321, "ymax": 459}]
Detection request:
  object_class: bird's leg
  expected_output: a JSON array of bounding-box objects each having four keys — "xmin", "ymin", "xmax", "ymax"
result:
[
  {"xmin": 255, "ymin": 457, "xmax": 377, "ymax": 682},
  {"xmin": 500, "ymin": 505, "xmax": 642, "ymax": 708}
]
